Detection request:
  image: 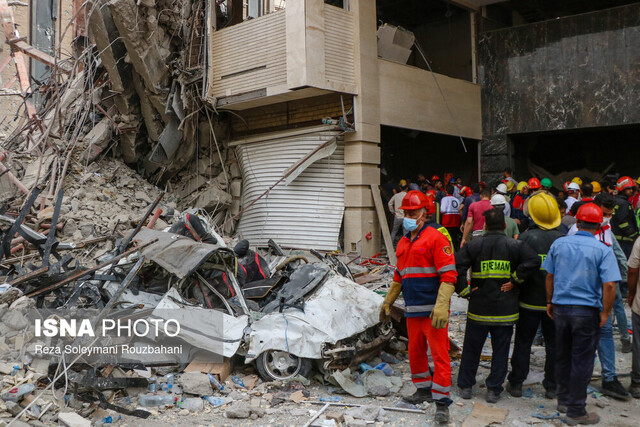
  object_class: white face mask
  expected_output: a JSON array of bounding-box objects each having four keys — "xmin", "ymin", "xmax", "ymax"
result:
[{"xmin": 601, "ymin": 217, "xmax": 611, "ymax": 227}]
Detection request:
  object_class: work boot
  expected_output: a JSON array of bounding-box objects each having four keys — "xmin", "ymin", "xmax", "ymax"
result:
[
  {"xmin": 621, "ymin": 339, "xmax": 632, "ymax": 354},
  {"xmin": 629, "ymin": 382, "xmax": 640, "ymax": 399},
  {"xmin": 434, "ymin": 402, "xmax": 449, "ymax": 424},
  {"xmin": 565, "ymin": 412, "xmax": 600, "ymax": 426},
  {"xmin": 506, "ymin": 381, "xmax": 522, "ymax": 397},
  {"xmin": 557, "ymin": 404, "xmax": 568, "ymax": 413},
  {"xmin": 458, "ymin": 387, "xmax": 472, "ymax": 399},
  {"xmin": 486, "ymin": 389, "xmax": 500, "ymax": 403},
  {"xmin": 545, "ymin": 387, "xmax": 557, "ymax": 399},
  {"xmin": 402, "ymin": 388, "xmax": 433, "ymax": 404},
  {"xmin": 601, "ymin": 377, "xmax": 632, "ymax": 400}
]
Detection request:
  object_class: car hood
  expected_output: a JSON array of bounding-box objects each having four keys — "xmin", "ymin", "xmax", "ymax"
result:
[{"xmin": 245, "ymin": 271, "xmax": 384, "ymax": 361}]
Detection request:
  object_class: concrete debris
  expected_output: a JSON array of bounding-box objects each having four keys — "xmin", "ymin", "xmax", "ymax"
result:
[
  {"xmin": 57, "ymin": 412, "xmax": 92, "ymax": 427},
  {"xmin": 178, "ymin": 372, "xmax": 212, "ymax": 396}
]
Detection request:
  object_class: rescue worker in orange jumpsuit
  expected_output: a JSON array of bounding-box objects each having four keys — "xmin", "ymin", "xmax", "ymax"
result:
[{"xmin": 379, "ymin": 190, "xmax": 458, "ymax": 424}]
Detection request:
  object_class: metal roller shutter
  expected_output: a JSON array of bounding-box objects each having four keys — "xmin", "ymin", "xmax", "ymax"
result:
[{"xmin": 234, "ymin": 128, "xmax": 344, "ymax": 250}]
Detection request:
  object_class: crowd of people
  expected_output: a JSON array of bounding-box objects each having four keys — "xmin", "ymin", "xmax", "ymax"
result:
[{"xmin": 380, "ymin": 168, "xmax": 640, "ymax": 425}]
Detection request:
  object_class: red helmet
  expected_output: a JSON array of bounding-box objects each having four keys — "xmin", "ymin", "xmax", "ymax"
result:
[
  {"xmin": 425, "ymin": 189, "xmax": 437, "ymax": 199},
  {"xmin": 430, "ymin": 175, "xmax": 441, "ymax": 182},
  {"xmin": 563, "ymin": 181, "xmax": 571, "ymax": 192},
  {"xmin": 400, "ymin": 190, "xmax": 435, "ymax": 214},
  {"xmin": 460, "ymin": 186, "xmax": 471, "ymax": 197},
  {"xmin": 617, "ymin": 176, "xmax": 635, "ymax": 191},
  {"xmin": 576, "ymin": 203, "xmax": 603, "ymax": 224},
  {"xmin": 528, "ymin": 177, "xmax": 541, "ymax": 190}
]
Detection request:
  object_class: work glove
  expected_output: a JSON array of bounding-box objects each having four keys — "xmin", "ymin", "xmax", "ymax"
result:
[
  {"xmin": 379, "ymin": 281, "xmax": 402, "ymax": 322},
  {"xmin": 430, "ymin": 282, "xmax": 455, "ymax": 329}
]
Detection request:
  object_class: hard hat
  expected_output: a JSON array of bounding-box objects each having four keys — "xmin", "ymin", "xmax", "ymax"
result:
[
  {"xmin": 576, "ymin": 202, "xmax": 603, "ymax": 224},
  {"xmin": 504, "ymin": 180, "xmax": 515, "ymax": 191},
  {"xmin": 528, "ymin": 177, "xmax": 542, "ymax": 190},
  {"xmin": 431, "ymin": 175, "xmax": 441, "ymax": 182},
  {"xmin": 426, "ymin": 189, "xmax": 437, "ymax": 199},
  {"xmin": 496, "ymin": 183, "xmax": 507, "ymax": 194},
  {"xmin": 517, "ymin": 181, "xmax": 528, "ymax": 192},
  {"xmin": 591, "ymin": 181, "xmax": 601, "ymax": 193},
  {"xmin": 563, "ymin": 181, "xmax": 571, "ymax": 192},
  {"xmin": 617, "ymin": 176, "xmax": 635, "ymax": 191},
  {"xmin": 400, "ymin": 190, "xmax": 435, "ymax": 214},
  {"xmin": 571, "ymin": 177, "xmax": 583, "ymax": 186},
  {"xmin": 399, "ymin": 179, "xmax": 407, "ymax": 187},
  {"xmin": 637, "ymin": 177, "xmax": 640, "ymax": 185},
  {"xmin": 567, "ymin": 182, "xmax": 580, "ymax": 191},
  {"xmin": 528, "ymin": 193, "xmax": 561, "ymax": 230},
  {"xmin": 541, "ymin": 178, "xmax": 553, "ymax": 188},
  {"xmin": 490, "ymin": 194, "xmax": 507, "ymax": 206}
]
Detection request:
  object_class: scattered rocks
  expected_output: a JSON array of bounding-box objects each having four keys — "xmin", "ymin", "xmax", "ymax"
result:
[
  {"xmin": 179, "ymin": 372, "xmax": 212, "ymax": 396},
  {"xmin": 368, "ymin": 385, "xmax": 390, "ymax": 396},
  {"xmin": 225, "ymin": 403, "xmax": 251, "ymax": 419},
  {"xmin": 58, "ymin": 412, "xmax": 92, "ymax": 427}
]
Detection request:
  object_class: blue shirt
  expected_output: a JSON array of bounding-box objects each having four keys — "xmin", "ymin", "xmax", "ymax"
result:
[{"xmin": 542, "ymin": 231, "xmax": 621, "ymax": 309}]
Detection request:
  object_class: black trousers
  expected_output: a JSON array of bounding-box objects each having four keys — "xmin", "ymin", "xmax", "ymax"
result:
[
  {"xmin": 554, "ymin": 305, "xmax": 601, "ymax": 419},
  {"xmin": 508, "ymin": 308, "xmax": 556, "ymax": 391},
  {"xmin": 445, "ymin": 227, "xmax": 462, "ymax": 250},
  {"xmin": 458, "ymin": 322, "xmax": 513, "ymax": 393}
]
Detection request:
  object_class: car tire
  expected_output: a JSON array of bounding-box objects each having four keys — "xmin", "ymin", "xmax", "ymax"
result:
[{"xmin": 255, "ymin": 350, "xmax": 312, "ymax": 381}]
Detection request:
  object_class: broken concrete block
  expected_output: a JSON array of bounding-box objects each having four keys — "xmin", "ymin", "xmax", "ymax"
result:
[
  {"xmin": 225, "ymin": 402, "xmax": 251, "ymax": 419},
  {"xmin": 58, "ymin": 412, "xmax": 92, "ymax": 427},
  {"xmin": 179, "ymin": 372, "xmax": 212, "ymax": 396},
  {"xmin": 4, "ymin": 310, "xmax": 28, "ymax": 330},
  {"xmin": 108, "ymin": 0, "xmax": 169, "ymax": 92},
  {"xmin": 193, "ymin": 184, "xmax": 232, "ymax": 210},
  {"xmin": 83, "ymin": 117, "xmax": 114, "ymax": 162}
]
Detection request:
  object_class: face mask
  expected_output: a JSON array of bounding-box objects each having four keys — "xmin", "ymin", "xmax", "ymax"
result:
[
  {"xmin": 403, "ymin": 217, "xmax": 419, "ymax": 231},
  {"xmin": 601, "ymin": 217, "xmax": 611, "ymax": 227}
]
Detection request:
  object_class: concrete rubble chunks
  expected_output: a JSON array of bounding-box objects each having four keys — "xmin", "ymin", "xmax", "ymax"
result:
[
  {"xmin": 58, "ymin": 412, "xmax": 92, "ymax": 427},
  {"xmin": 193, "ymin": 184, "xmax": 232, "ymax": 210},
  {"xmin": 87, "ymin": 3, "xmax": 128, "ymax": 94},
  {"xmin": 107, "ymin": 0, "xmax": 169, "ymax": 92},
  {"xmin": 83, "ymin": 117, "xmax": 114, "ymax": 162}
]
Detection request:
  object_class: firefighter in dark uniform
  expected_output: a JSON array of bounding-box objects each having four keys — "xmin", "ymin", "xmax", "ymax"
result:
[
  {"xmin": 507, "ymin": 193, "xmax": 565, "ymax": 399},
  {"xmin": 455, "ymin": 208, "xmax": 540, "ymax": 403},
  {"xmin": 612, "ymin": 176, "xmax": 639, "ymax": 297}
]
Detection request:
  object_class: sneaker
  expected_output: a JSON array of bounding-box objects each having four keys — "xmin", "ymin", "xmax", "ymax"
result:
[
  {"xmin": 506, "ymin": 382, "xmax": 522, "ymax": 397},
  {"xmin": 402, "ymin": 388, "xmax": 433, "ymax": 404},
  {"xmin": 459, "ymin": 387, "xmax": 472, "ymax": 399},
  {"xmin": 601, "ymin": 377, "xmax": 632, "ymax": 401},
  {"xmin": 557, "ymin": 404, "xmax": 568, "ymax": 413},
  {"xmin": 629, "ymin": 382, "xmax": 640, "ymax": 399},
  {"xmin": 621, "ymin": 339, "xmax": 632, "ymax": 354},
  {"xmin": 565, "ymin": 412, "xmax": 600, "ymax": 425},
  {"xmin": 486, "ymin": 389, "xmax": 500, "ymax": 403},
  {"xmin": 434, "ymin": 402, "xmax": 449, "ymax": 424}
]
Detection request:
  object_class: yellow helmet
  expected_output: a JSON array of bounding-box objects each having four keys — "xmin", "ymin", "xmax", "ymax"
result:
[
  {"xmin": 528, "ymin": 193, "xmax": 561, "ymax": 230},
  {"xmin": 591, "ymin": 181, "xmax": 601, "ymax": 193},
  {"xmin": 399, "ymin": 179, "xmax": 407, "ymax": 187},
  {"xmin": 505, "ymin": 180, "xmax": 515, "ymax": 191},
  {"xmin": 636, "ymin": 177, "xmax": 640, "ymax": 185},
  {"xmin": 571, "ymin": 177, "xmax": 583, "ymax": 186},
  {"xmin": 517, "ymin": 181, "xmax": 528, "ymax": 192}
]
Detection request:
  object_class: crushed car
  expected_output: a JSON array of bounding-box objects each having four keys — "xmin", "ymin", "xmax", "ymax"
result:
[{"xmin": 62, "ymin": 224, "xmax": 393, "ymax": 382}]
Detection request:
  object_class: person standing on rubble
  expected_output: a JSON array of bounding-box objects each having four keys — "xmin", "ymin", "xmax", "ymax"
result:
[
  {"xmin": 379, "ymin": 190, "xmax": 458, "ymax": 424},
  {"xmin": 507, "ymin": 193, "xmax": 564, "ymax": 400},
  {"xmin": 455, "ymin": 208, "xmax": 540, "ymax": 403},
  {"xmin": 612, "ymin": 176, "xmax": 639, "ymax": 299},
  {"xmin": 543, "ymin": 203, "xmax": 619, "ymax": 426}
]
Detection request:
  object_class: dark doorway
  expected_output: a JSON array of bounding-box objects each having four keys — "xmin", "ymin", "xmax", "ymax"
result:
[
  {"xmin": 381, "ymin": 125, "xmax": 478, "ymax": 187},
  {"xmin": 510, "ymin": 125, "xmax": 640, "ymax": 187}
]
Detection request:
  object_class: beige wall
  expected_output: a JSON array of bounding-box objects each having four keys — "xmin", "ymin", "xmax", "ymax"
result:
[
  {"xmin": 378, "ymin": 58, "xmax": 482, "ymax": 140},
  {"xmin": 0, "ymin": 0, "xmax": 75, "ymax": 138}
]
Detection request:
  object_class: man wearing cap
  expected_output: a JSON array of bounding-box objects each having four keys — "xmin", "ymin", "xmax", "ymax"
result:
[
  {"xmin": 485, "ymin": 195, "xmax": 519, "ymax": 239},
  {"xmin": 544, "ymin": 203, "xmax": 619, "ymax": 425},
  {"xmin": 379, "ymin": 190, "xmax": 458, "ymax": 424},
  {"xmin": 565, "ymin": 182, "xmax": 581, "ymax": 211},
  {"xmin": 388, "ymin": 181, "xmax": 409, "ymax": 244},
  {"xmin": 507, "ymin": 193, "xmax": 564, "ymax": 400},
  {"xmin": 455, "ymin": 208, "xmax": 540, "ymax": 403},
  {"xmin": 569, "ymin": 183, "xmax": 595, "ymax": 216}
]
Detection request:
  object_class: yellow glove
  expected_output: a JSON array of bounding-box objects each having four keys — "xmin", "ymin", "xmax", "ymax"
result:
[
  {"xmin": 430, "ymin": 282, "xmax": 455, "ymax": 329},
  {"xmin": 379, "ymin": 281, "xmax": 402, "ymax": 322}
]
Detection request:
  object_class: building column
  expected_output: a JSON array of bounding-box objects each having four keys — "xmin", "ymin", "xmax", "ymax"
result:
[{"xmin": 343, "ymin": 0, "xmax": 381, "ymax": 257}]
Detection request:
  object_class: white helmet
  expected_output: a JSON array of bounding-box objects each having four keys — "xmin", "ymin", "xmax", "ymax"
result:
[
  {"xmin": 491, "ymin": 194, "xmax": 507, "ymax": 206},
  {"xmin": 567, "ymin": 182, "xmax": 580, "ymax": 191},
  {"xmin": 495, "ymin": 183, "xmax": 508, "ymax": 194}
]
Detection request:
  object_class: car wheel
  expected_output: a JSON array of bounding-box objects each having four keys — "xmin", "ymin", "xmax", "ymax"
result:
[{"xmin": 256, "ymin": 350, "xmax": 312, "ymax": 381}]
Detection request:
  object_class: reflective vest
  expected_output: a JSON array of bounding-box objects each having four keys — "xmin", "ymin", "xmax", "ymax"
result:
[{"xmin": 394, "ymin": 225, "xmax": 458, "ymax": 318}]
